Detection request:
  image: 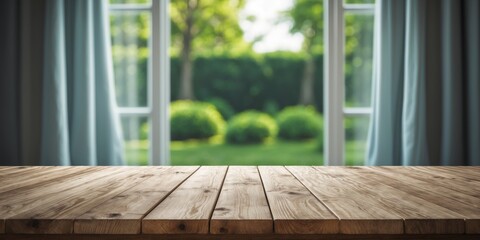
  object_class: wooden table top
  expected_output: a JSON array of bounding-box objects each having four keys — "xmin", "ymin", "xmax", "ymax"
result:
[{"xmin": 0, "ymin": 166, "xmax": 479, "ymax": 240}]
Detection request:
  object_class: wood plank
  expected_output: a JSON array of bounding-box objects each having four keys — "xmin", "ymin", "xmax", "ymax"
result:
[
  {"xmin": 258, "ymin": 166, "xmax": 338, "ymax": 234},
  {"xmin": 287, "ymin": 166, "xmax": 403, "ymax": 234},
  {"xmin": 210, "ymin": 166, "xmax": 272, "ymax": 234},
  {"xmin": 435, "ymin": 167, "xmax": 480, "ymax": 180},
  {"xmin": 3, "ymin": 233, "xmax": 480, "ymax": 240},
  {"xmin": 74, "ymin": 166, "xmax": 199, "ymax": 234},
  {"xmin": 312, "ymin": 167, "xmax": 465, "ymax": 234},
  {"xmin": 379, "ymin": 167, "xmax": 480, "ymax": 199},
  {"xmin": 5, "ymin": 167, "xmax": 161, "ymax": 234},
  {"xmin": 142, "ymin": 166, "xmax": 228, "ymax": 234},
  {"xmin": 0, "ymin": 167, "xmax": 99, "ymax": 194},
  {"xmin": 0, "ymin": 167, "xmax": 113, "ymax": 234},
  {"xmin": 0, "ymin": 167, "xmax": 52, "ymax": 180},
  {"xmin": 352, "ymin": 167, "xmax": 480, "ymax": 233},
  {"xmin": 414, "ymin": 167, "xmax": 480, "ymax": 186},
  {"xmin": 374, "ymin": 166, "xmax": 480, "ymax": 234}
]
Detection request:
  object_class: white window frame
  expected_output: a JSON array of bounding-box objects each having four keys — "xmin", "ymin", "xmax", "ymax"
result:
[
  {"xmin": 324, "ymin": 0, "xmax": 374, "ymax": 166},
  {"xmin": 109, "ymin": 0, "xmax": 170, "ymax": 166}
]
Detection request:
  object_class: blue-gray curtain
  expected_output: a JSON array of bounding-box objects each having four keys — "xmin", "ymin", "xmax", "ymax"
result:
[
  {"xmin": 367, "ymin": 0, "xmax": 480, "ymax": 166},
  {"xmin": 41, "ymin": 0, "xmax": 124, "ymax": 165}
]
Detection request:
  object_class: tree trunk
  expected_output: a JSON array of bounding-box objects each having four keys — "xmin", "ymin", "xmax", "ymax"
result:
[
  {"xmin": 299, "ymin": 55, "xmax": 315, "ymax": 105},
  {"xmin": 178, "ymin": 0, "xmax": 196, "ymax": 100},
  {"xmin": 178, "ymin": 46, "xmax": 193, "ymax": 99}
]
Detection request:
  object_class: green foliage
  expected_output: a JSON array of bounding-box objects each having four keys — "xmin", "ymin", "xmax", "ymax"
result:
[
  {"xmin": 317, "ymin": 126, "xmax": 324, "ymax": 152},
  {"xmin": 109, "ymin": 12, "xmax": 149, "ymax": 107},
  {"xmin": 206, "ymin": 97, "xmax": 235, "ymax": 120},
  {"xmin": 140, "ymin": 122, "xmax": 148, "ymax": 140},
  {"xmin": 170, "ymin": 100, "xmax": 225, "ymax": 140},
  {"xmin": 171, "ymin": 54, "xmax": 324, "ymax": 112},
  {"xmin": 262, "ymin": 100, "xmax": 280, "ymax": 116},
  {"xmin": 226, "ymin": 111, "xmax": 277, "ymax": 144},
  {"xmin": 170, "ymin": 0, "xmax": 251, "ymax": 56},
  {"xmin": 284, "ymin": 0, "xmax": 324, "ymax": 53},
  {"xmin": 277, "ymin": 106, "xmax": 322, "ymax": 140}
]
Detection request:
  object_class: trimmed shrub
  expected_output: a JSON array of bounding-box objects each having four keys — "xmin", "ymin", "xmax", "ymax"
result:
[
  {"xmin": 277, "ymin": 106, "xmax": 322, "ymax": 140},
  {"xmin": 170, "ymin": 100, "xmax": 225, "ymax": 140},
  {"xmin": 226, "ymin": 111, "xmax": 277, "ymax": 144},
  {"xmin": 206, "ymin": 97, "xmax": 236, "ymax": 120}
]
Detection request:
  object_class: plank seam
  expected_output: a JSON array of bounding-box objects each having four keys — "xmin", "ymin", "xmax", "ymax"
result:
[
  {"xmin": 4, "ymin": 167, "xmax": 140, "ymax": 230},
  {"xmin": 137, "ymin": 166, "xmax": 201, "ymax": 234},
  {"xmin": 363, "ymin": 167, "xmax": 470, "ymax": 233},
  {"xmin": 207, "ymin": 166, "xmax": 229, "ymax": 234},
  {"xmin": 71, "ymin": 167, "xmax": 169, "ymax": 234},
  {"xmin": 284, "ymin": 166, "xmax": 341, "ymax": 221},
  {"xmin": 256, "ymin": 166, "xmax": 275, "ymax": 233},
  {"xmin": 340, "ymin": 167, "xmax": 469, "ymax": 234}
]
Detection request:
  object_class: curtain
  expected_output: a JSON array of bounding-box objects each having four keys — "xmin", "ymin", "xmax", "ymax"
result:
[
  {"xmin": 41, "ymin": 0, "xmax": 124, "ymax": 165},
  {"xmin": 0, "ymin": 0, "xmax": 20, "ymax": 165},
  {"xmin": 367, "ymin": 0, "xmax": 480, "ymax": 166}
]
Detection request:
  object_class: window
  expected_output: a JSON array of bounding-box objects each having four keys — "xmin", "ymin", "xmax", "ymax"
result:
[
  {"xmin": 109, "ymin": 0, "xmax": 169, "ymax": 165},
  {"xmin": 110, "ymin": 0, "xmax": 375, "ymax": 166},
  {"xmin": 324, "ymin": 0, "xmax": 375, "ymax": 165}
]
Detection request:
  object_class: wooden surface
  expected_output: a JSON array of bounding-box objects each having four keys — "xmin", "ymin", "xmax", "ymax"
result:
[{"xmin": 0, "ymin": 166, "xmax": 479, "ymax": 239}]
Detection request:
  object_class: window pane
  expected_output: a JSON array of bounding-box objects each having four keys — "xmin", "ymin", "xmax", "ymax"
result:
[
  {"xmin": 344, "ymin": 0, "xmax": 375, "ymax": 4},
  {"xmin": 344, "ymin": 13, "xmax": 374, "ymax": 107},
  {"xmin": 169, "ymin": 0, "xmax": 324, "ymax": 166},
  {"xmin": 121, "ymin": 116, "xmax": 149, "ymax": 165},
  {"xmin": 344, "ymin": 116, "xmax": 369, "ymax": 166},
  {"xmin": 110, "ymin": 0, "xmax": 150, "ymax": 4},
  {"xmin": 110, "ymin": 11, "xmax": 150, "ymax": 107}
]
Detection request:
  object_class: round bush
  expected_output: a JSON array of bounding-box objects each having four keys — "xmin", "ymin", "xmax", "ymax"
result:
[
  {"xmin": 277, "ymin": 106, "xmax": 322, "ymax": 140},
  {"xmin": 206, "ymin": 98, "xmax": 235, "ymax": 120},
  {"xmin": 170, "ymin": 100, "xmax": 225, "ymax": 140},
  {"xmin": 226, "ymin": 111, "xmax": 277, "ymax": 144}
]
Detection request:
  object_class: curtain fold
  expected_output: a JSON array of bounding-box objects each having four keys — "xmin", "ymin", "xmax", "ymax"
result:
[
  {"xmin": 367, "ymin": 0, "xmax": 480, "ymax": 166},
  {"xmin": 41, "ymin": 0, "xmax": 124, "ymax": 165}
]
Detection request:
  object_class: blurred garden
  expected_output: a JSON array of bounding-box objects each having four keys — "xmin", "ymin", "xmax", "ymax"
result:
[{"xmin": 110, "ymin": 0, "xmax": 374, "ymax": 166}]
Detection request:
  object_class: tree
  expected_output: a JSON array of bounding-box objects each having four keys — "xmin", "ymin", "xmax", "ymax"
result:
[
  {"xmin": 284, "ymin": 0, "xmax": 324, "ymax": 106},
  {"xmin": 170, "ymin": 0, "xmax": 249, "ymax": 100}
]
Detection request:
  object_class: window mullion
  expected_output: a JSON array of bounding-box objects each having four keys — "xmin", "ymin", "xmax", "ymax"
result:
[
  {"xmin": 324, "ymin": 0, "xmax": 345, "ymax": 166},
  {"xmin": 150, "ymin": 0, "xmax": 170, "ymax": 166}
]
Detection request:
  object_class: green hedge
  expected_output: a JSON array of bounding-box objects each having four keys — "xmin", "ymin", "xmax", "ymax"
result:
[
  {"xmin": 115, "ymin": 52, "xmax": 366, "ymax": 116},
  {"xmin": 171, "ymin": 53, "xmax": 324, "ymax": 113}
]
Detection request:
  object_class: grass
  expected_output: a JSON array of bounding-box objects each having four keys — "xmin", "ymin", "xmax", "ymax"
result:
[{"xmin": 125, "ymin": 139, "xmax": 365, "ymax": 166}]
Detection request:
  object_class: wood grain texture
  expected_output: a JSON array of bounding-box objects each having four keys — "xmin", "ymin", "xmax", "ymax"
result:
[
  {"xmin": 434, "ymin": 167, "xmax": 480, "ymax": 180},
  {"xmin": 142, "ymin": 166, "xmax": 228, "ymax": 234},
  {"xmin": 210, "ymin": 166, "xmax": 272, "ymax": 234},
  {"xmin": 5, "ymin": 167, "xmax": 161, "ymax": 234},
  {"xmin": 0, "ymin": 167, "xmax": 113, "ymax": 234},
  {"xmin": 314, "ymin": 167, "xmax": 465, "ymax": 234},
  {"xmin": 287, "ymin": 166, "xmax": 403, "ymax": 234},
  {"xmin": 1, "ymin": 166, "xmax": 480, "ymax": 237},
  {"xmin": 0, "ymin": 167, "xmax": 98, "ymax": 194},
  {"xmin": 373, "ymin": 167, "xmax": 480, "ymax": 233},
  {"xmin": 74, "ymin": 166, "xmax": 199, "ymax": 234},
  {"xmin": 2, "ymin": 234, "xmax": 480, "ymax": 240},
  {"xmin": 258, "ymin": 166, "xmax": 339, "ymax": 234},
  {"xmin": 411, "ymin": 167, "xmax": 480, "ymax": 193}
]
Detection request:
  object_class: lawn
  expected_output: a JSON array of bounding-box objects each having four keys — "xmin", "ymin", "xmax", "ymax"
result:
[{"xmin": 125, "ymin": 139, "xmax": 365, "ymax": 166}]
